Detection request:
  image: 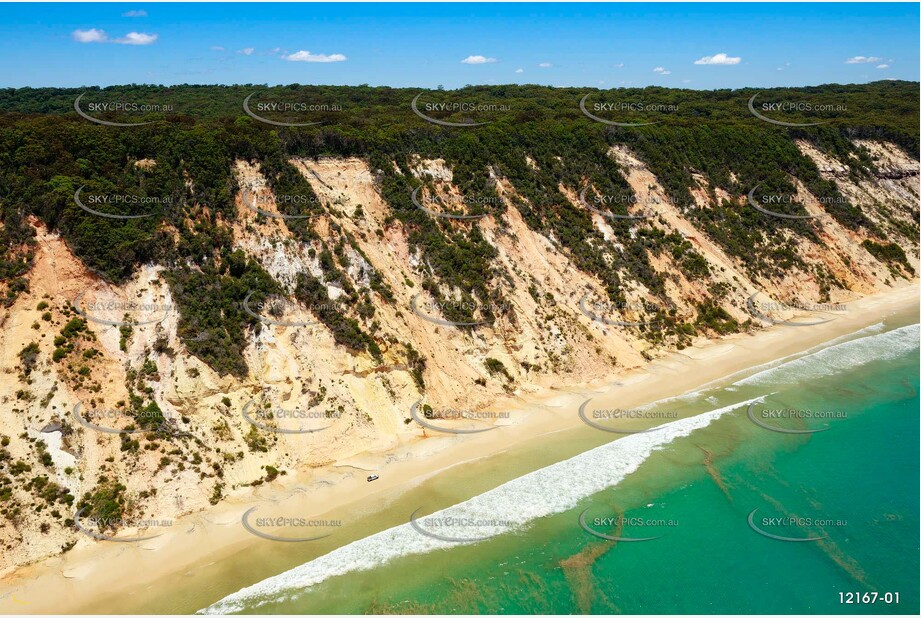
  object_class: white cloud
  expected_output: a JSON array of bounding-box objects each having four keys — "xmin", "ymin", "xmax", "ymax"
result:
[
  {"xmin": 515, "ymin": 68, "xmax": 524, "ymax": 73},
  {"xmin": 461, "ymin": 55, "xmax": 496, "ymax": 65},
  {"xmin": 72, "ymin": 28, "xmax": 107, "ymax": 43},
  {"xmin": 72, "ymin": 29, "xmax": 157, "ymax": 45},
  {"xmin": 682, "ymin": 79, "xmax": 691, "ymax": 83},
  {"xmin": 614, "ymin": 63, "xmax": 624, "ymax": 68},
  {"xmin": 113, "ymin": 32, "xmax": 157, "ymax": 45},
  {"xmin": 538, "ymin": 62, "xmax": 552, "ymax": 68},
  {"xmin": 845, "ymin": 56, "xmax": 883, "ymax": 64},
  {"xmin": 210, "ymin": 45, "xmax": 225, "ymax": 52},
  {"xmin": 876, "ymin": 64, "xmax": 890, "ymax": 69},
  {"xmin": 282, "ymin": 50, "xmax": 347, "ymax": 63},
  {"xmin": 653, "ymin": 66, "xmax": 671, "ymax": 75},
  {"xmin": 239, "ymin": 47, "xmax": 255, "ymax": 56},
  {"xmin": 122, "ymin": 10, "xmax": 147, "ymax": 17},
  {"xmin": 694, "ymin": 53, "xmax": 741, "ymax": 65}
]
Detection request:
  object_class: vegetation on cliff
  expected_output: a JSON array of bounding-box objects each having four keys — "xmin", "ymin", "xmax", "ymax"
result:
[{"xmin": 0, "ymin": 82, "xmax": 917, "ymax": 376}]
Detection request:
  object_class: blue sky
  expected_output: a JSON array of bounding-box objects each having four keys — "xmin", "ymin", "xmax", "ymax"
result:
[{"xmin": 0, "ymin": 3, "xmax": 917, "ymax": 89}]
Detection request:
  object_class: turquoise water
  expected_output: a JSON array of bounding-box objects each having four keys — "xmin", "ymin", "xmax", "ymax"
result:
[{"xmin": 205, "ymin": 322, "xmax": 919, "ymax": 615}]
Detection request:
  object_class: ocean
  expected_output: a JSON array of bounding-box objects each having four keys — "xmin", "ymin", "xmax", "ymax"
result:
[{"xmin": 201, "ymin": 321, "xmax": 919, "ymax": 615}]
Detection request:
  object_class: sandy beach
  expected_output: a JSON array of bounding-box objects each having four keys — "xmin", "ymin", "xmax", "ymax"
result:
[{"xmin": 1, "ymin": 282, "xmax": 917, "ymax": 615}]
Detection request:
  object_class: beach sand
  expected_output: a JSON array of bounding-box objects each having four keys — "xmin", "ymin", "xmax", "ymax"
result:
[{"xmin": 0, "ymin": 282, "xmax": 917, "ymax": 614}]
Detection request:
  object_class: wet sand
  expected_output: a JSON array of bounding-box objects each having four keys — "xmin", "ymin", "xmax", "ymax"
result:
[{"xmin": 0, "ymin": 282, "xmax": 917, "ymax": 614}]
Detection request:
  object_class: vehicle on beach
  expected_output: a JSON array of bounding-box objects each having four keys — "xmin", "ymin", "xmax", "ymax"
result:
[{"xmin": 367, "ymin": 475, "xmax": 379, "ymax": 482}]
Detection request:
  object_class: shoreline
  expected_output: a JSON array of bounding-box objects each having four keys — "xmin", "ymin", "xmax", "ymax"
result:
[{"xmin": 1, "ymin": 282, "xmax": 918, "ymax": 614}]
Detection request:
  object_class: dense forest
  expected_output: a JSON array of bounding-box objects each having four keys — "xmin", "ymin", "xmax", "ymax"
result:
[{"xmin": 0, "ymin": 81, "xmax": 917, "ymax": 376}]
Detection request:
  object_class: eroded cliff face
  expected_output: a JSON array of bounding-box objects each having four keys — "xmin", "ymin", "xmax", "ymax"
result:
[{"xmin": 1, "ymin": 139, "xmax": 917, "ymax": 573}]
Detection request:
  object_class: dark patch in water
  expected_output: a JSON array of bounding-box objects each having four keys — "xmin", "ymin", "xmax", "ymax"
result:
[
  {"xmin": 737, "ymin": 473, "xmax": 871, "ymax": 588},
  {"xmin": 366, "ymin": 578, "xmax": 489, "ymax": 614},
  {"xmin": 698, "ymin": 445, "xmax": 733, "ymax": 503},
  {"xmin": 560, "ymin": 506, "xmax": 623, "ymax": 613}
]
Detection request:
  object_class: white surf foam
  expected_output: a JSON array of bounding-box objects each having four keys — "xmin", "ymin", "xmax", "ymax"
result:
[
  {"xmin": 202, "ymin": 322, "xmax": 919, "ymax": 614},
  {"xmin": 201, "ymin": 395, "xmax": 763, "ymax": 614},
  {"xmin": 736, "ymin": 323, "xmax": 918, "ymax": 387},
  {"xmin": 692, "ymin": 321, "xmax": 889, "ymax": 392}
]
